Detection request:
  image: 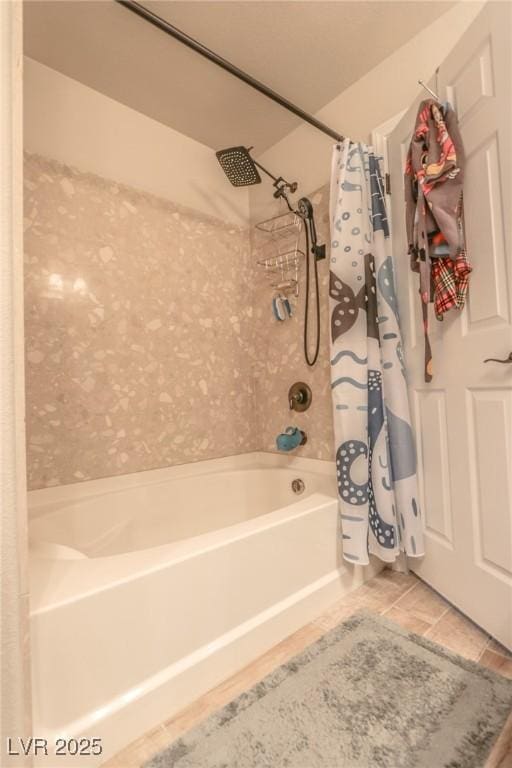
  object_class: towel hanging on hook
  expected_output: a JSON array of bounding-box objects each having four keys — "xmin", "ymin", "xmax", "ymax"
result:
[{"xmin": 404, "ymin": 91, "xmax": 471, "ymax": 383}]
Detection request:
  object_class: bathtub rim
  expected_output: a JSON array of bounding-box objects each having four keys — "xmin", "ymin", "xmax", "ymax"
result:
[{"xmin": 28, "ymin": 450, "xmax": 335, "ymax": 518}]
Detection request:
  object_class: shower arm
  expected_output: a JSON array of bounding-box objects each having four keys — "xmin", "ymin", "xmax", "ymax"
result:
[
  {"xmin": 247, "ymin": 149, "xmax": 298, "ymax": 209},
  {"xmin": 115, "ymin": 0, "xmax": 344, "ymax": 144}
]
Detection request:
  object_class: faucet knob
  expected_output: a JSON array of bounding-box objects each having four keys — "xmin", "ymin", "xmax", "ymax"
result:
[{"xmin": 288, "ymin": 382, "xmax": 312, "ymax": 412}]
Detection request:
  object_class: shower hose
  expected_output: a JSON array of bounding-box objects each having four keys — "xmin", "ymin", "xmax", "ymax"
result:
[{"xmin": 302, "ymin": 208, "xmax": 321, "ymax": 367}]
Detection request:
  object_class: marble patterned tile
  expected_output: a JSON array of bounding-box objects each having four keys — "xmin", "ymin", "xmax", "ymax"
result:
[
  {"xmin": 394, "ymin": 580, "xmax": 450, "ymax": 625},
  {"xmin": 374, "ymin": 568, "xmax": 419, "ymax": 591},
  {"xmin": 334, "ymin": 574, "xmax": 415, "ymax": 617},
  {"xmin": 251, "ymin": 187, "xmax": 335, "ymax": 463},
  {"xmin": 363, "ymin": 570, "xmax": 418, "ymax": 599},
  {"xmin": 313, "ymin": 600, "xmax": 358, "ymax": 631},
  {"xmin": 314, "ymin": 572, "xmax": 418, "ymax": 631},
  {"xmin": 24, "ymin": 155, "xmax": 336, "ymax": 489},
  {"xmin": 487, "ymin": 638, "xmax": 512, "ymax": 660},
  {"xmin": 24, "ymin": 153, "xmax": 258, "ymax": 488},
  {"xmin": 382, "ymin": 605, "xmax": 432, "ymax": 635},
  {"xmin": 425, "ymin": 607, "xmax": 490, "ymax": 661},
  {"xmin": 479, "ymin": 650, "xmax": 512, "ymax": 680},
  {"xmin": 103, "ymin": 725, "xmax": 171, "ymax": 768},
  {"xmin": 24, "ymin": 156, "xmax": 336, "ymax": 488}
]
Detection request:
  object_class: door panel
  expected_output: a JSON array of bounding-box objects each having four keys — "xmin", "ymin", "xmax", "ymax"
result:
[
  {"xmin": 387, "ymin": 2, "xmax": 512, "ymax": 648},
  {"xmin": 467, "ymin": 388, "xmax": 512, "ymax": 577},
  {"xmin": 463, "ymin": 135, "xmax": 509, "ymax": 328},
  {"xmin": 450, "ymin": 40, "xmax": 494, "ymax": 121},
  {"xmin": 412, "ymin": 390, "xmax": 453, "ymax": 548}
]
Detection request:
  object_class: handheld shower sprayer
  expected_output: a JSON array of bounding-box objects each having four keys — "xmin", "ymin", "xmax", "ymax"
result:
[
  {"xmin": 216, "ymin": 145, "xmax": 325, "ymax": 367},
  {"xmin": 297, "ymin": 198, "xmax": 326, "ymax": 262}
]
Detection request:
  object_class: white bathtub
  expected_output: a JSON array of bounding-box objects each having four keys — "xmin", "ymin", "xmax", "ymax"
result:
[{"xmin": 28, "ymin": 452, "xmax": 380, "ymax": 764}]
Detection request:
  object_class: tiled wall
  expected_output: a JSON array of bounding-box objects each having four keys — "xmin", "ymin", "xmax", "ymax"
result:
[
  {"xmin": 24, "ymin": 153, "xmax": 258, "ymax": 489},
  {"xmin": 24, "ymin": 154, "xmax": 334, "ymax": 490},
  {"xmin": 252, "ymin": 185, "xmax": 334, "ymax": 462}
]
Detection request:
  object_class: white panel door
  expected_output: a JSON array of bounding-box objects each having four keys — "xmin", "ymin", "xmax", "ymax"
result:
[{"xmin": 387, "ymin": 2, "xmax": 512, "ymax": 649}]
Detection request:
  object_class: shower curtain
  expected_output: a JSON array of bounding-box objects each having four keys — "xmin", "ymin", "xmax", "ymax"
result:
[{"xmin": 329, "ymin": 141, "xmax": 424, "ymax": 565}]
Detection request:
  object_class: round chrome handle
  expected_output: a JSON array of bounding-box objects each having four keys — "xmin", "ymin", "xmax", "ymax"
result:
[
  {"xmin": 483, "ymin": 352, "xmax": 512, "ymax": 364},
  {"xmin": 288, "ymin": 382, "xmax": 312, "ymax": 412}
]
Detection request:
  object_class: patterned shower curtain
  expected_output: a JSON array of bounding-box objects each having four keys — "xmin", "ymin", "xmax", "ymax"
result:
[{"xmin": 329, "ymin": 141, "xmax": 424, "ymax": 565}]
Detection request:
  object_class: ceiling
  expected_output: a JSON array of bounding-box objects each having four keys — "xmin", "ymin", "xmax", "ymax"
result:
[{"xmin": 24, "ymin": 1, "xmax": 454, "ymax": 152}]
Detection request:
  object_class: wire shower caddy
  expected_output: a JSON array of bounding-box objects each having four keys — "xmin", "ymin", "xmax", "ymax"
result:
[{"xmin": 253, "ymin": 211, "xmax": 304, "ymax": 297}]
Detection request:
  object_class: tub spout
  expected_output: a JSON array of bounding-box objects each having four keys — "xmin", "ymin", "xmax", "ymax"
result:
[{"xmin": 276, "ymin": 427, "xmax": 307, "ymax": 452}]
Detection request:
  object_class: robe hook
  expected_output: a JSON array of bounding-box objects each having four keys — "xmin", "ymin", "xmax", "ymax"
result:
[{"xmin": 418, "ymin": 79, "xmax": 440, "ymax": 102}]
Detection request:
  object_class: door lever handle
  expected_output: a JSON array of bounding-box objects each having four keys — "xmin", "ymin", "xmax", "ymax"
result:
[{"xmin": 483, "ymin": 352, "xmax": 512, "ymax": 364}]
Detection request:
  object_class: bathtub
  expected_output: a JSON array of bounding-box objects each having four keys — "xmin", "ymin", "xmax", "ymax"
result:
[{"xmin": 28, "ymin": 452, "xmax": 380, "ymax": 764}]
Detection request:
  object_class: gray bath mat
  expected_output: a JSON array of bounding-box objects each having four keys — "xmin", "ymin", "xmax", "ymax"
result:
[{"xmin": 145, "ymin": 613, "xmax": 512, "ymax": 768}]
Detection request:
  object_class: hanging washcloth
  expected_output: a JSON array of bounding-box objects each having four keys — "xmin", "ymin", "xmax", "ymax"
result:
[{"xmin": 404, "ymin": 99, "xmax": 471, "ymax": 382}]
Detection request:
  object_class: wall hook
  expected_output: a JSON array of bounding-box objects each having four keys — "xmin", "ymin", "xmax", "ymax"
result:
[{"xmin": 418, "ymin": 79, "xmax": 440, "ymax": 102}]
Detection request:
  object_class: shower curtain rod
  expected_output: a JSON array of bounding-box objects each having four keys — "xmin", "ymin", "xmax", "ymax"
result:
[{"xmin": 115, "ymin": 0, "xmax": 345, "ymax": 143}]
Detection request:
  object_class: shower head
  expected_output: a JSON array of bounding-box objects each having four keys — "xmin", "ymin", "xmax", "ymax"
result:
[
  {"xmin": 216, "ymin": 146, "xmax": 262, "ymax": 187},
  {"xmin": 216, "ymin": 145, "xmax": 299, "ymax": 213}
]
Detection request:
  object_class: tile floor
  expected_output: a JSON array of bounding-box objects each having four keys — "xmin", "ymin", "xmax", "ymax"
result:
[{"xmin": 103, "ymin": 570, "xmax": 512, "ymax": 768}]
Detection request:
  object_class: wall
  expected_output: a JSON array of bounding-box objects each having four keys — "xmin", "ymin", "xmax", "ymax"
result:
[
  {"xmin": 1, "ymin": 1, "xmax": 32, "ymax": 760},
  {"xmin": 24, "ymin": 57, "xmax": 249, "ymax": 227},
  {"xmin": 23, "ymin": 59, "xmax": 257, "ymax": 490},
  {"xmin": 24, "ymin": 153, "xmax": 257, "ymax": 489},
  {"xmin": 24, "ymin": 151, "xmax": 333, "ymax": 488},
  {"xmin": 252, "ymin": 187, "xmax": 334, "ymax": 462}
]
